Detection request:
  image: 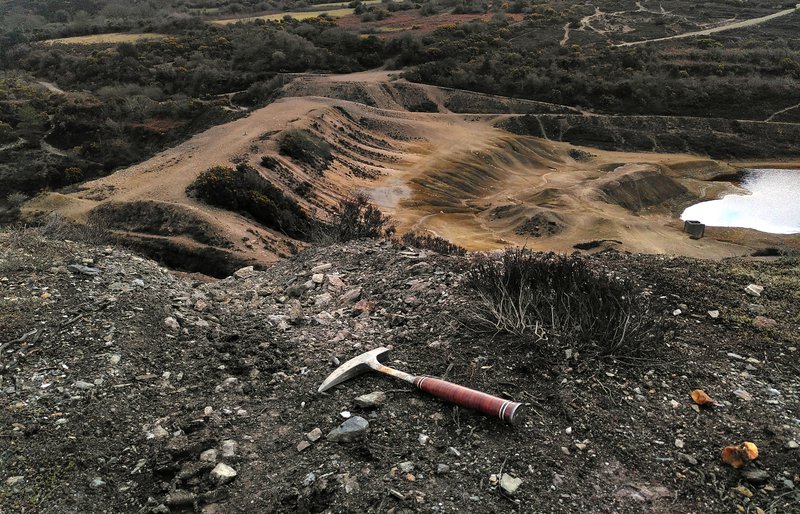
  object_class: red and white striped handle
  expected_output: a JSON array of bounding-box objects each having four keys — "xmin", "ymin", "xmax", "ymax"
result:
[{"xmin": 413, "ymin": 376, "xmax": 522, "ymax": 424}]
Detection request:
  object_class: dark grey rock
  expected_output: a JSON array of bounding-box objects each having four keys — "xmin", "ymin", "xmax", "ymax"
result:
[{"xmin": 327, "ymin": 416, "xmax": 369, "ymax": 442}]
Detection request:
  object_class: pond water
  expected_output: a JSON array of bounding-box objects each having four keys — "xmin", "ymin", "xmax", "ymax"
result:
[{"xmin": 681, "ymin": 169, "xmax": 800, "ymax": 234}]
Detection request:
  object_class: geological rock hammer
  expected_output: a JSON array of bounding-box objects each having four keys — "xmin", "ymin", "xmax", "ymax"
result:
[{"xmin": 318, "ymin": 347, "xmax": 522, "ymax": 424}]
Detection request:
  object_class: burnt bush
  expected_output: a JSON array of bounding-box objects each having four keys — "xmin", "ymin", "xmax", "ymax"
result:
[
  {"xmin": 316, "ymin": 192, "xmax": 394, "ymax": 243},
  {"xmin": 399, "ymin": 231, "xmax": 466, "ymax": 255},
  {"xmin": 465, "ymin": 250, "xmax": 660, "ymax": 359},
  {"xmin": 278, "ymin": 129, "xmax": 332, "ymax": 169},
  {"xmin": 188, "ymin": 164, "xmax": 311, "ymax": 240}
]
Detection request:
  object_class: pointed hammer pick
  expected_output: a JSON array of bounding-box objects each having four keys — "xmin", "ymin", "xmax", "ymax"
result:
[{"xmin": 318, "ymin": 347, "xmax": 522, "ymax": 424}]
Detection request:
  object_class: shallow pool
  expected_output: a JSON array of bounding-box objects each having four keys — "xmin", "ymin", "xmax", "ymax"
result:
[{"xmin": 681, "ymin": 169, "xmax": 800, "ymax": 234}]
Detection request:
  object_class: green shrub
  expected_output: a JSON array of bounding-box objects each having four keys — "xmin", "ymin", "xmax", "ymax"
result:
[
  {"xmin": 278, "ymin": 129, "xmax": 332, "ymax": 169},
  {"xmin": 188, "ymin": 164, "xmax": 311, "ymax": 239},
  {"xmin": 465, "ymin": 250, "xmax": 660, "ymax": 359}
]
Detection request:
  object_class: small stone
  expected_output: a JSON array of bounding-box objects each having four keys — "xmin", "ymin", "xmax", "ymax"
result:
[
  {"xmin": 672, "ymin": 309, "xmax": 682, "ymax": 316},
  {"xmin": 340, "ymin": 288, "xmax": 362, "ymax": 305},
  {"xmin": 151, "ymin": 505, "xmax": 170, "ymax": 514},
  {"xmin": 733, "ymin": 389, "xmax": 753, "ymax": 401},
  {"xmin": 436, "ymin": 464, "xmax": 450, "ymax": 474},
  {"xmin": 303, "ymin": 473, "xmax": 316, "ymax": 486},
  {"xmin": 327, "ymin": 416, "xmax": 369, "ymax": 442},
  {"xmin": 90, "ymin": 477, "xmax": 106, "ymax": 488},
  {"xmin": 233, "ymin": 266, "xmax": 255, "ymax": 279},
  {"xmin": 744, "ymin": 284, "xmax": 764, "ymax": 297},
  {"xmin": 677, "ymin": 453, "xmax": 698, "ymax": 466},
  {"xmin": 311, "ymin": 273, "xmax": 325, "ymax": 284},
  {"xmin": 354, "ymin": 391, "xmax": 387, "ymax": 409},
  {"xmin": 306, "ymin": 428, "xmax": 322, "ymax": 442},
  {"xmin": 742, "ymin": 469, "xmax": 769, "ymax": 484},
  {"xmin": 418, "ymin": 434, "xmax": 430, "ymax": 445},
  {"xmin": 352, "ymin": 299, "xmax": 374, "ymax": 317},
  {"xmin": 500, "ymin": 474, "xmax": 523, "ymax": 494},
  {"xmin": 164, "ymin": 317, "xmax": 180, "ymax": 331},
  {"xmin": 787, "ymin": 440, "xmax": 799, "ymax": 449},
  {"xmin": 782, "ymin": 479, "xmax": 795, "ymax": 490},
  {"xmin": 210, "ymin": 463, "xmax": 237, "ymax": 485},
  {"xmin": 389, "ymin": 489, "xmax": 405, "ymax": 500},
  {"xmin": 221, "ymin": 439, "xmax": 237, "ymax": 457},
  {"xmin": 152, "ymin": 426, "xmax": 169, "ymax": 439},
  {"xmin": 297, "ymin": 440, "xmax": 311, "ymax": 452},
  {"xmin": 748, "ymin": 303, "xmax": 766, "ymax": 315},
  {"xmin": 447, "ymin": 447, "xmax": 461, "ymax": 457},
  {"xmin": 287, "ymin": 299, "xmax": 303, "ymax": 322},
  {"xmin": 109, "ymin": 354, "xmax": 121, "ymax": 365},
  {"xmin": 753, "ymin": 316, "xmax": 777, "ymax": 330},
  {"xmin": 311, "ymin": 263, "xmax": 332, "ymax": 273},
  {"xmin": 735, "ymin": 485, "xmax": 753, "ymax": 498},
  {"xmin": 398, "ymin": 461, "xmax": 414, "ymax": 473},
  {"xmin": 75, "ymin": 380, "xmax": 95, "ymax": 390},
  {"xmin": 68, "ymin": 264, "xmax": 100, "ymax": 276},
  {"xmin": 5, "ymin": 476, "xmax": 24, "ymax": 486},
  {"xmin": 166, "ymin": 490, "xmax": 195, "ymax": 507},
  {"xmin": 315, "ymin": 292, "xmax": 333, "ymax": 308},
  {"xmin": 340, "ymin": 410, "xmax": 351, "ymax": 418},
  {"xmin": 327, "ymin": 275, "xmax": 346, "ymax": 289},
  {"xmin": 708, "ymin": 310, "xmax": 720, "ymax": 319},
  {"xmin": 674, "ymin": 438, "xmax": 684, "ymax": 449},
  {"xmin": 199, "ymin": 449, "xmax": 218, "ymax": 463}
]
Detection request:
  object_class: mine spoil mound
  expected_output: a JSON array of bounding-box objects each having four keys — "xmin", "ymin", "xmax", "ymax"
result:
[
  {"xmin": 598, "ymin": 167, "xmax": 691, "ymax": 213},
  {"xmin": 90, "ymin": 201, "xmax": 231, "ymax": 247},
  {"xmin": 1, "ymin": 234, "xmax": 798, "ymax": 513}
]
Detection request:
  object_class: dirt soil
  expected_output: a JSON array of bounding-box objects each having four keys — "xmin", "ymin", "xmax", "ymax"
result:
[{"xmin": 1, "ymin": 230, "xmax": 798, "ymax": 513}]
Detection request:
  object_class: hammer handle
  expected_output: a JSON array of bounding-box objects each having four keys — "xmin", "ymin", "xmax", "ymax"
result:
[{"xmin": 413, "ymin": 376, "xmax": 522, "ymax": 424}]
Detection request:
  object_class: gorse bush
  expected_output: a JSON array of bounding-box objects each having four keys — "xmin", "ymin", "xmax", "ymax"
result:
[
  {"xmin": 465, "ymin": 250, "xmax": 659, "ymax": 359},
  {"xmin": 188, "ymin": 164, "xmax": 311, "ymax": 239},
  {"xmin": 278, "ymin": 129, "xmax": 332, "ymax": 169}
]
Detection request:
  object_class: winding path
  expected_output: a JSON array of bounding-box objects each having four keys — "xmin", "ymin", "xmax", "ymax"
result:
[
  {"xmin": 617, "ymin": 7, "xmax": 797, "ymax": 47},
  {"xmin": 765, "ymin": 102, "xmax": 800, "ymax": 122}
]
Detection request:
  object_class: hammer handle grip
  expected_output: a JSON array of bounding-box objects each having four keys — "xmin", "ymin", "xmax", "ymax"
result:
[{"xmin": 413, "ymin": 376, "xmax": 521, "ymax": 424}]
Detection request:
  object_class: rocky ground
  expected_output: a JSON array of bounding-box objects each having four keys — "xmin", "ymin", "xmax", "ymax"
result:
[{"xmin": 1, "ymin": 229, "xmax": 799, "ymax": 513}]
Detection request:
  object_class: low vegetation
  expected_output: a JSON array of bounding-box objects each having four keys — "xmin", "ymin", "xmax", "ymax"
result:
[
  {"xmin": 465, "ymin": 250, "xmax": 660, "ymax": 360},
  {"xmin": 277, "ymin": 129, "xmax": 333, "ymax": 169},
  {"xmin": 321, "ymin": 192, "xmax": 394, "ymax": 243},
  {"xmin": 399, "ymin": 231, "xmax": 466, "ymax": 255},
  {"xmin": 188, "ymin": 164, "xmax": 311, "ymax": 239}
]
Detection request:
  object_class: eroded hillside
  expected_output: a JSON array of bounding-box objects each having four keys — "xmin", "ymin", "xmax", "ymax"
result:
[{"xmin": 23, "ymin": 72, "xmax": 800, "ymax": 275}]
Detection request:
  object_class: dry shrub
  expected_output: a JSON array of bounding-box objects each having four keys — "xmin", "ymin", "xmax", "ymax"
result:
[
  {"xmin": 399, "ymin": 231, "xmax": 466, "ymax": 255},
  {"xmin": 465, "ymin": 249, "xmax": 660, "ymax": 359}
]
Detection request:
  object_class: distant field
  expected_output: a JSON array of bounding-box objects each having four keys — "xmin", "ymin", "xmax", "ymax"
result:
[
  {"xmin": 212, "ymin": 8, "xmax": 353, "ymax": 24},
  {"xmin": 210, "ymin": 0, "xmax": 381, "ymax": 25},
  {"xmin": 41, "ymin": 33, "xmax": 166, "ymax": 45}
]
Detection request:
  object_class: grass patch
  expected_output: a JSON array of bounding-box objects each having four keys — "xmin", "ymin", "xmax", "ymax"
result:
[
  {"xmin": 40, "ymin": 33, "xmax": 166, "ymax": 45},
  {"xmin": 465, "ymin": 250, "xmax": 660, "ymax": 360}
]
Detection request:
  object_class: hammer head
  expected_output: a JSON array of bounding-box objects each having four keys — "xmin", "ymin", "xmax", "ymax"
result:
[{"xmin": 318, "ymin": 347, "xmax": 390, "ymax": 393}]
